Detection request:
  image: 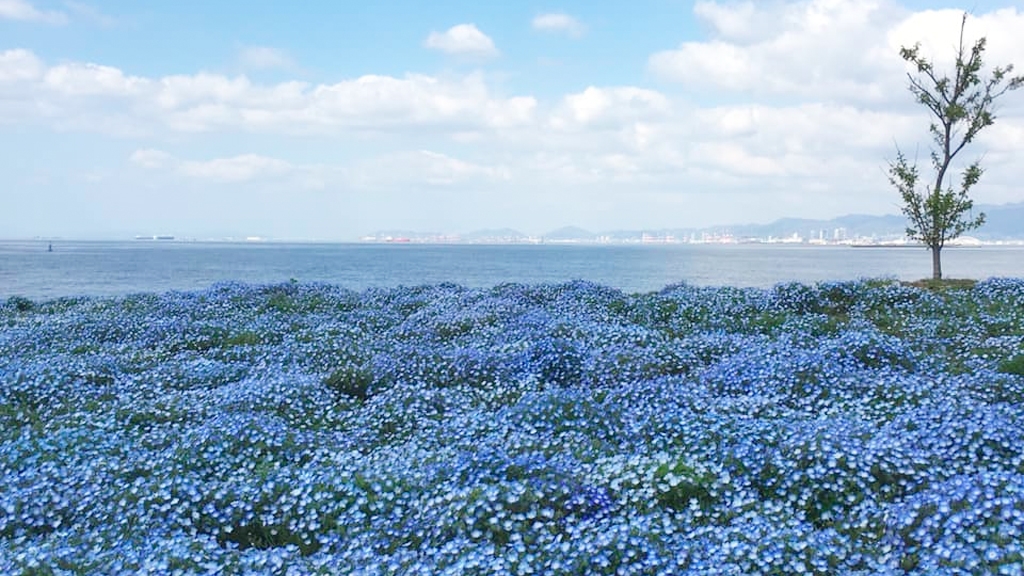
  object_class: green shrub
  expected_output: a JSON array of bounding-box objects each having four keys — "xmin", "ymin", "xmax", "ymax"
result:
[
  {"xmin": 6, "ymin": 295, "xmax": 34, "ymax": 312},
  {"xmin": 652, "ymin": 458, "xmax": 716, "ymax": 513},
  {"xmin": 323, "ymin": 365, "xmax": 374, "ymax": 401},
  {"xmin": 998, "ymin": 354, "xmax": 1024, "ymax": 376},
  {"xmin": 224, "ymin": 330, "xmax": 262, "ymax": 347}
]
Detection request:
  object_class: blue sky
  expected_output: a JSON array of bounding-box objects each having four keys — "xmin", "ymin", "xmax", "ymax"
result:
[
  {"xmin": 3, "ymin": 2, "xmax": 696, "ymax": 89},
  {"xmin": 2, "ymin": 0, "xmax": 1024, "ymax": 240}
]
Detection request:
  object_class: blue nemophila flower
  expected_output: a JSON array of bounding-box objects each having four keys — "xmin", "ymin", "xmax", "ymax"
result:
[{"xmin": 2, "ymin": 278, "xmax": 1023, "ymax": 574}]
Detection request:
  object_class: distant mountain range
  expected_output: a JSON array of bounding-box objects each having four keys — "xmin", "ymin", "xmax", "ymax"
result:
[
  {"xmin": 363, "ymin": 201, "xmax": 1024, "ymax": 243},
  {"xmin": 713, "ymin": 202, "xmax": 1024, "ymax": 242}
]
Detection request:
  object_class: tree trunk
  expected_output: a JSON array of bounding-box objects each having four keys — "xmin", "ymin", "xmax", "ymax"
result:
[{"xmin": 931, "ymin": 245, "xmax": 943, "ymax": 280}]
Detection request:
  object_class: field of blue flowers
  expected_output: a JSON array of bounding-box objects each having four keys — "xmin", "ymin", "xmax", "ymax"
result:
[{"xmin": 2, "ymin": 278, "xmax": 1024, "ymax": 575}]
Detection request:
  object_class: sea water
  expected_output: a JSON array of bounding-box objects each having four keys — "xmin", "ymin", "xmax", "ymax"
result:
[{"xmin": 3, "ymin": 240, "xmax": 1023, "ymax": 300}]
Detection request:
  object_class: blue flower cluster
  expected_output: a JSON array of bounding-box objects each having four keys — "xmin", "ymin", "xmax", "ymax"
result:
[{"xmin": 2, "ymin": 278, "xmax": 1024, "ymax": 574}]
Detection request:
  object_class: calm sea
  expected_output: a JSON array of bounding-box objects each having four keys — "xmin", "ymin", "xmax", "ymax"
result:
[{"xmin": 2, "ymin": 240, "xmax": 1023, "ymax": 301}]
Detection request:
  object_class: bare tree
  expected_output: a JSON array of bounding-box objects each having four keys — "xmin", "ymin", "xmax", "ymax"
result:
[{"xmin": 889, "ymin": 13, "xmax": 1023, "ymax": 280}]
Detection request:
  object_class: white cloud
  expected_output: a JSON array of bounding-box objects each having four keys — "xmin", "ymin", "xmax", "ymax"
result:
[
  {"xmin": 532, "ymin": 13, "xmax": 586, "ymax": 38},
  {"xmin": 649, "ymin": 0, "xmax": 909, "ymax": 103},
  {"xmin": 131, "ymin": 147, "xmax": 509, "ymax": 192},
  {"xmin": 0, "ymin": 51, "xmax": 536, "ymax": 134},
  {"xmin": 652, "ymin": 3, "xmax": 1024, "ymax": 108},
  {"xmin": 179, "ymin": 154, "xmax": 294, "ymax": 182},
  {"xmin": 552, "ymin": 86, "xmax": 671, "ymax": 128},
  {"xmin": 417, "ymin": 150, "xmax": 511, "ymax": 185},
  {"xmin": 63, "ymin": 1, "xmax": 116, "ymax": 26},
  {"xmin": 351, "ymin": 150, "xmax": 510, "ymax": 188},
  {"xmin": 129, "ymin": 148, "xmax": 173, "ymax": 169},
  {"xmin": 0, "ymin": 49, "xmax": 44, "ymax": 82},
  {"xmin": 131, "ymin": 149, "xmax": 302, "ymax": 184},
  {"xmin": 0, "ymin": 0, "xmax": 67, "ymax": 24},
  {"xmin": 692, "ymin": 142, "xmax": 786, "ymax": 177},
  {"xmin": 425, "ymin": 24, "xmax": 499, "ymax": 57},
  {"xmin": 238, "ymin": 46, "xmax": 294, "ymax": 71},
  {"xmin": 888, "ymin": 8, "xmax": 1024, "ymax": 78},
  {"xmin": 154, "ymin": 73, "xmax": 259, "ymax": 110},
  {"xmin": 44, "ymin": 62, "xmax": 146, "ymax": 96},
  {"xmin": 692, "ymin": 1, "xmax": 758, "ymax": 41}
]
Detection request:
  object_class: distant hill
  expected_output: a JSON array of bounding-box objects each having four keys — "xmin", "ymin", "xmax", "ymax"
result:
[
  {"xmin": 721, "ymin": 202, "xmax": 1022, "ymax": 241},
  {"xmin": 461, "ymin": 228, "xmax": 531, "ymax": 242},
  {"xmin": 977, "ymin": 201, "xmax": 1024, "ymax": 239},
  {"xmin": 542, "ymin": 226, "xmax": 597, "ymax": 242},
  {"xmin": 604, "ymin": 202, "xmax": 1022, "ymax": 242}
]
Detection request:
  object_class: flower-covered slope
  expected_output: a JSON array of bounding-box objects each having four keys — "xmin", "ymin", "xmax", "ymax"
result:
[{"xmin": 1, "ymin": 278, "xmax": 1023, "ymax": 575}]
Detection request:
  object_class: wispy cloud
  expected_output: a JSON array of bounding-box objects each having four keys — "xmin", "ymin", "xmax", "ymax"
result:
[
  {"xmin": 425, "ymin": 24, "xmax": 499, "ymax": 57},
  {"xmin": 131, "ymin": 149, "xmax": 294, "ymax": 182},
  {"xmin": 179, "ymin": 154, "xmax": 294, "ymax": 183},
  {"xmin": 129, "ymin": 149, "xmax": 173, "ymax": 169},
  {"xmin": 351, "ymin": 150, "xmax": 510, "ymax": 188},
  {"xmin": 63, "ymin": 1, "xmax": 116, "ymax": 27},
  {"xmin": 532, "ymin": 13, "xmax": 586, "ymax": 38},
  {"xmin": 0, "ymin": 0, "xmax": 67, "ymax": 24},
  {"xmin": 238, "ymin": 46, "xmax": 295, "ymax": 71},
  {"xmin": 131, "ymin": 147, "xmax": 511, "ymax": 192}
]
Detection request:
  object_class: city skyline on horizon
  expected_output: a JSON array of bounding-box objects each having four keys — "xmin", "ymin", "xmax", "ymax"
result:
[{"xmin": 21, "ymin": 197, "xmax": 1017, "ymax": 245}]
